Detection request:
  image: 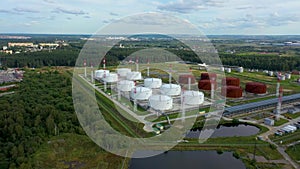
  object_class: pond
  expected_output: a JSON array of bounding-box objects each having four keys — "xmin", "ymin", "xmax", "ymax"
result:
[
  {"xmin": 186, "ymin": 123, "xmax": 260, "ymax": 138},
  {"xmin": 129, "ymin": 151, "xmax": 246, "ymax": 169}
]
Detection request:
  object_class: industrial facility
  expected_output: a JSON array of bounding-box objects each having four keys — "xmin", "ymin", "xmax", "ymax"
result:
[
  {"xmin": 224, "ymin": 93, "xmax": 300, "ymax": 116},
  {"xmin": 245, "ymin": 82, "xmax": 267, "ymax": 94},
  {"xmin": 81, "ymin": 58, "xmax": 299, "ymax": 140},
  {"xmin": 88, "ymin": 59, "xmax": 212, "ymax": 128},
  {"xmin": 221, "ymin": 86, "xmax": 243, "ymax": 98}
]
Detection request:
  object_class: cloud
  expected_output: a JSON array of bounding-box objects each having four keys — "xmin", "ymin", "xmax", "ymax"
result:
[
  {"xmin": 102, "ymin": 19, "xmax": 117, "ymax": 24},
  {"xmin": 235, "ymin": 6, "xmax": 252, "ymax": 10},
  {"xmin": 0, "ymin": 9, "xmax": 12, "ymax": 14},
  {"xmin": 117, "ymin": 13, "xmax": 192, "ymax": 26},
  {"xmin": 0, "ymin": 8, "xmax": 40, "ymax": 15},
  {"xmin": 157, "ymin": 0, "xmax": 224, "ymax": 13},
  {"xmin": 43, "ymin": 0, "xmax": 55, "ymax": 3},
  {"xmin": 235, "ymin": 5, "xmax": 265, "ymax": 10},
  {"xmin": 198, "ymin": 12, "xmax": 300, "ymax": 32},
  {"xmin": 23, "ymin": 21, "xmax": 40, "ymax": 27},
  {"xmin": 13, "ymin": 7, "xmax": 40, "ymax": 13},
  {"xmin": 109, "ymin": 12, "xmax": 119, "ymax": 16},
  {"xmin": 52, "ymin": 7, "xmax": 88, "ymax": 15}
]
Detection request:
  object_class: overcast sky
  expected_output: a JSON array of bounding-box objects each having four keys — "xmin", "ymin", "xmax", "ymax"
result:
[{"xmin": 0, "ymin": 0, "xmax": 299, "ymax": 35}]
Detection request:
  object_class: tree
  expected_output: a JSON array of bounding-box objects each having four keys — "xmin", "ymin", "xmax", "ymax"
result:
[{"xmin": 46, "ymin": 115, "xmax": 55, "ymax": 135}]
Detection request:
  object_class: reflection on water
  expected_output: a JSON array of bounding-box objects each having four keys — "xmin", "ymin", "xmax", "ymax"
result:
[
  {"xmin": 130, "ymin": 151, "xmax": 246, "ymax": 169},
  {"xmin": 186, "ymin": 124, "xmax": 260, "ymax": 138}
]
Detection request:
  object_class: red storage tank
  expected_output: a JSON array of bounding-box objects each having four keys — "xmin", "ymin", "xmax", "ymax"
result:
[
  {"xmin": 221, "ymin": 86, "xmax": 243, "ymax": 98},
  {"xmin": 222, "ymin": 77, "xmax": 240, "ymax": 87},
  {"xmin": 198, "ymin": 80, "xmax": 217, "ymax": 90},
  {"xmin": 201, "ymin": 73, "xmax": 217, "ymax": 80},
  {"xmin": 245, "ymin": 82, "xmax": 267, "ymax": 94},
  {"xmin": 179, "ymin": 74, "xmax": 196, "ymax": 84}
]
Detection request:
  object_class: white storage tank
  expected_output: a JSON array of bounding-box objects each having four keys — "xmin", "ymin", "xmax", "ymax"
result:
[
  {"xmin": 160, "ymin": 84, "xmax": 181, "ymax": 96},
  {"xmin": 117, "ymin": 80, "xmax": 135, "ymax": 92},
  {"xmin": 95, "ymin": 70, "xmax": 110, "ymax": 78},
  {"xmin": 278, "ymin": 75, "xmax": 286, "ymax": 81},
  {"xmin": 285, "ymin": 73, "xmax": 291, "ymax": 79},
  {"xmin": 268, "ymin": 71, "xmax": 274, "ymax": 76},
  {"xmin": 117, "ymin": 68, "xmax": 131, "ymax": 77},
  {"xmin": 149, "ymin": 95, "xmax": 173, "ymax": 111},
  {"xmin": 237, "ymin": 67, "xmax": 244, "ymax": 73},
  {"xmin": 130, "ymin": 87, "xmax": 152, "ymax": 100},
  {"xmin": 220, "ymin": 67, "xmax": 225, "ymax": 72},
  {"xmin": 103, "ymin": 73, "xmax": 118, "ymax": 83},
  {"xmin": 225, "ymin": 68, "xmax": 231, "ymax": 73},
  {"xmin": 183, "ymin": 91, "xmax": 204, "ymax": 105},
  {"xmin": 127, "ymin": 71, "xmax": 142, "ymax": 81},
  {"xmin": 144, "ymin": 78, "xmax": 162, "ymax": 89}
]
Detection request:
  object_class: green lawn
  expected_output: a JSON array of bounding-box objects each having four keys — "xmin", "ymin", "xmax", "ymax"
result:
[
  {"xmin": 283, "ymin": 112, "xmax": 300, "ymax": 119},
  {"xmin": 274, "ymin": 118, "xmax": 289, "ymax": 126},
  {"xmin": 33, "ymin": 133, "xmax": 128, "ymax": 169},
  {"xmin": 286, "ymin": 143, "xmax": 300, "ymax": 164},
  {"xmin": 271, "ymin": 130, "xmax": 300, "ymax": 145}
]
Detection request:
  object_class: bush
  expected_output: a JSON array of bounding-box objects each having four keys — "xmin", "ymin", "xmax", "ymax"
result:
[
  {"xmin": 233, "ymin": 151, "xmax": 240, "ymax": 159},
  {"xmin": 232, "ymin": 118, "xmax": 239, "ymax": 124}
]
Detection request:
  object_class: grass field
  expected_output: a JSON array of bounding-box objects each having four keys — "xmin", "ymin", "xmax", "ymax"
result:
[
  {"xmin": 33, "ymin": 133, "xmax": 128, "ymax": 169},
  {"xmin": 274, "ymin": 118, "xmax": 289, "ymax": 126},
  {"xmin": 271, "ymin": 130, "xmax": 300, "ymax": 145},
  {"xmin": 283, "ymin": 112, "xmax": 300, "ymax": 119},
  {"xmin": 286, "ymin": 144, "xmax": 300, "ymax": 164}
]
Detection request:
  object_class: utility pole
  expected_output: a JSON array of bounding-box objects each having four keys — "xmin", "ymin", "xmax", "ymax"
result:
[{"xmin": 253, "ymin": 137, "xmax": 257, "ymax": 161}]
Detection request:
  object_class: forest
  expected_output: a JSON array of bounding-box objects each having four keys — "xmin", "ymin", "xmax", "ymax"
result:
[
  {"xmin": 1, "ymin": 45, "xmax": 300, "ymax": 71},
  {"xmin": 0, "ymin": 68, "xmax": 83, "ymax": 168}
]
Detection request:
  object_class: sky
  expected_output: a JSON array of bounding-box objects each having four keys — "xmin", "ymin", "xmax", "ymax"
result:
[{"xmin": 0, "ymin": 0, "xmax": 299, "ymax": 35}]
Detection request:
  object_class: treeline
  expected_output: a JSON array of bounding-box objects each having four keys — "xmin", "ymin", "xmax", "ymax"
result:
[
  {"xmin": 0, "ymin": 68, "xmax": 84, "ymax": 168},
  {"xmin": 1, "ymin": 46, "xmax": 300, "ymax": 71},
  {"xmin": 0, "ymin": 50, "xmax": 79, "ymax": 68},
  {"xmin": 219, "ymin": 53, "xmax": 300, "ymax": 71}
]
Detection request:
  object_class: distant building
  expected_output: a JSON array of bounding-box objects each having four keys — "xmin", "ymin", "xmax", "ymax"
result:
[
  {"xmin": 288, "ymin": 108, "xmax": 298, "ymax": 114},
  {"xmin": 0, "ymin": 50, "xmax": 13, "ymax": 54},
  {"xmin": 8, "ymin": 42, "xmax": 34, "ymax": 47},
  {"xmin": 292, "ymin": 70, "xmax": 300, "ymax": 75},
  {"xmin": 264, "ymin": 118, "xmax": 274, "ymax": 126},
  {"xmin": 237, "ymin": 67, "xmax": 244, "ymax": 73},
  {"xmin": 38, "ymin": 43, "xmax": 59, "ymax": 47},
  {"xmin": 268, "ymin": 71, "xmax": 274, "ymax": 76}
]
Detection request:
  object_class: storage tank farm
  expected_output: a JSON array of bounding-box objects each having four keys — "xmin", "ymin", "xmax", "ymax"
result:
[
  {"xmin": 160, "ymin": 84, "xmax": 181, "ymax": 96},
  {"xmin": 245, "ymin": 82, "xmax": 267, "ymax": 94},
  {"xmin": 221, "ymin": 77, "xmax": 243, "ymax": 98},
  {"xmin": 149, "ymin": 95, "xmax": 173, "ymax": 111},
  {"xmin": 198, "ymin": 73, "xmax": 218, "ymax": 90},
  {"xmin": 126, "ymin": 71, "xmax": 142, "ymax": 81},
  {"xmin": 182, "ymin": 90, "xmax": 205, "ymax": 105},
  {"xmin": 102, "ymin": 73, "xmax": 118, "ymax": 83},
  {"xmin": 102, "ymin": 72, "xmax": 118, "ymax": 92},
  {"xmin": 144, "ymin": 78, "xmax": 162, "ymax": 89},
  {"xmin": 179, "ymin": 74, "xmax": 196, "ymax": 85},
  {"xmin": 221, "ymin": 86, "xmax": 243, "ymax": 98},
  {"xmin": 95, "ymin": 69, "xmax": 110, "ymax": 79},
  {"xmin": 117, "ymin": 80, "xmax": 135, "ymax": 95},
  {"xmin": 222, "ymin": 77, "xmax": 240, "ymax": 87},
  {"xmin": 117, "ymin": 68, "xmax": 131, "ymax": 77},
  {"xmin": 130, "ymin": 87, "xmax": 152, "ymax": 100}
]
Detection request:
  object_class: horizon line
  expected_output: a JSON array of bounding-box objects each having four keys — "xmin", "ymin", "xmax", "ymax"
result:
[{"xmin": 1, "ymin": 33, "xmax": 300, "ymax": 36}]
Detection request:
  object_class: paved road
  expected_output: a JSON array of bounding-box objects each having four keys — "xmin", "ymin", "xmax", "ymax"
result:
[
  {"xmin": 259, "ymin": 116, "xmax": 300, "ymax": 141},
  {"xmin": 258, "ymin": 116, "xmax": 300, "ymax": 169},
  {"xmin": 0, "ymin": 91, "xmax": 14, "ymax": 97}
]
